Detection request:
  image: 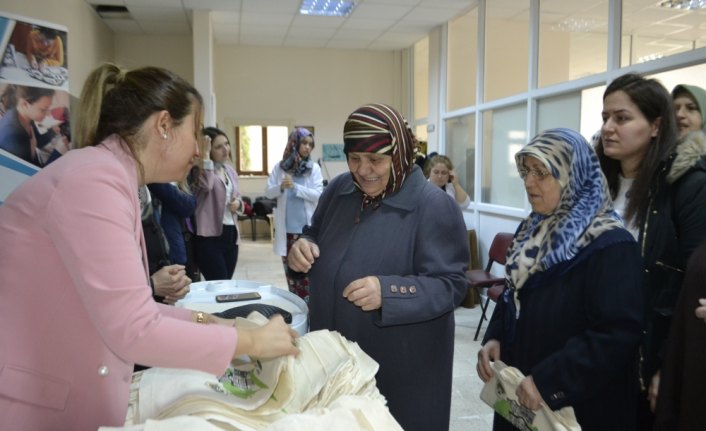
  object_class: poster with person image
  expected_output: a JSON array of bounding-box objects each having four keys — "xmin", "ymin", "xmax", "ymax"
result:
[{"xmin": 0, "ymin": 13, "xmax": 70, "ymax": 203}]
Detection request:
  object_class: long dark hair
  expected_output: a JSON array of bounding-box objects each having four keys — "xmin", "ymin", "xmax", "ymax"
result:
[{"xmin": 595, "ymin": 73, "xmax": 677, "ymax": 227}]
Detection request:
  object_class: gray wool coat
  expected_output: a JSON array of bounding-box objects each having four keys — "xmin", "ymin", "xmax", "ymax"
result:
[{"xmin": 302, "ymin": 165, "xmax": 469, "ymax": 431}]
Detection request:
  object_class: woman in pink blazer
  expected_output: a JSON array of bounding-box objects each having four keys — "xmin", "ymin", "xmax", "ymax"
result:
[
  {"xmin": 192, "ymin": 126, "xmax": 244, "ymax": 281},
  {"xmin": 0, "ymin": 63, "xmax": 299, "ymax": 431}
]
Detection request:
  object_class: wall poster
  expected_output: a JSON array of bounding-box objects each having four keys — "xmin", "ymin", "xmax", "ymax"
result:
[{"xmin": 0, "ymin": 12, "xmax": 69, "ymax": 203}]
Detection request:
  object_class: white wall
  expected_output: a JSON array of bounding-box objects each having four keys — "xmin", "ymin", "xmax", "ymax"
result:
[
  {"xmin": 0, "ymin": 0, "xmax": 114, "ymax": 98},
  {"xmin": 114, "ymin": 34, "xmax": 194, "ymax": 84},
  {"xmin": 212, "ymin": 44, "xmax": 404, "ymax": 196}
]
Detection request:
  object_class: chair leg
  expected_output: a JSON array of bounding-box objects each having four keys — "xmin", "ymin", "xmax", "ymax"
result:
[
  {"xmin": 250, "ymin": 217, "xmax": 256, "ymax": 241},
  {"xmin": 474, "ymin": 294, "xmax": 491, "ymax": 341}
]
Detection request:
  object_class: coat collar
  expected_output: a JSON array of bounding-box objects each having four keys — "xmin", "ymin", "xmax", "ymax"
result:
[
  {"xmin": 667, "ymin": 130, "xmax": 706, "ymax": 184},
  {"xmin": 335, "ymin": 165, "xmax": 424, "ymax": 213}
]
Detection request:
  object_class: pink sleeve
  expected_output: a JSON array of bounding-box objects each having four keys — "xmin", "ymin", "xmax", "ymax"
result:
[{"xmin": 46, "ymin": 161, "xmax": 236, "ymax": 374}]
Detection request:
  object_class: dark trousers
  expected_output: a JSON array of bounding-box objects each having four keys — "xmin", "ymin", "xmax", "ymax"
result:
[
  {"xmin": 195, "ymin": 225, "xmax": 238, "ymax": 281},
  {"xmin": 637, "ymin": 391, "xmax": 654, "ymax": 430}
]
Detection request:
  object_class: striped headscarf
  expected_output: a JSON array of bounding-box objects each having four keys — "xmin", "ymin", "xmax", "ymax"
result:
[
  {"xmin": 280, "ymin": 127, "xmax": 314, "ymax": 177},
  {"xmin": 343, "ymin": 103, "xmax": 414, "ymax": 201},
  {"xmin": 506, "ymin": 128, "xmax": 624, "ymax": 293}
]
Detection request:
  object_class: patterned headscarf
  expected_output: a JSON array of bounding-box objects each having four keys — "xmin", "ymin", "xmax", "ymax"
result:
[
  {"xmin": 280, "ymin": 127, "xmax": 314, "ymax": 177},
  {"xmin": 343, "ymin": 103, "xmax": 414, "ymax": 203},
  {"xmin": 505, "ymin": 128, "xmax": 624, "ymax": 293}
]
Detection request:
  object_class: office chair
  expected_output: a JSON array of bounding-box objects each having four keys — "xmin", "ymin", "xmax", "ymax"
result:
[
  {"xmin": 237, "ymin": 196, "xmax": 256, "ymax": 241},
  {"xmin": 466, "ymin": 232, "xmax": 514, "ymax": 341}
]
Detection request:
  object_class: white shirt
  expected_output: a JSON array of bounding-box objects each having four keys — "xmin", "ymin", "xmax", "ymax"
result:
[{"xmin": 614, "ymin": 175, "xmax": 638, "ymax": 239}]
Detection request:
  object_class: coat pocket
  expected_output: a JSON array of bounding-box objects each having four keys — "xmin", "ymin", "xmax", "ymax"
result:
[{"xmin": 0, "ymin": 364, "xmax": 70, "ymax": 410}]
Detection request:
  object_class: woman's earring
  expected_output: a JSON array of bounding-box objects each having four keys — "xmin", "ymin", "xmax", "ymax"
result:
[{"xmin": 163, "ymin": 133, "xmax": 168, "ymax": 140}]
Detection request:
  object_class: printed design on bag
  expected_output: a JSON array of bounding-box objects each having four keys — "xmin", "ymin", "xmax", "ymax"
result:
[
  {"xmin": 216, "ymin": 360, "xmax": 270, "ymax": 399},
  {"xmin": 492, "ymin": 380, "xmax": 538, "ymax": 431}
]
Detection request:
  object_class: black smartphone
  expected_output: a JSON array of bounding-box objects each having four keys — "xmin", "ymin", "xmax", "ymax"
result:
[{"xmin": 215, "ymin": 292, "xmax": 262, "ymax": 303}]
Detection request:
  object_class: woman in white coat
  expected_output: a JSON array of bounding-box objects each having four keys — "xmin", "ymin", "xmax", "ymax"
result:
[{"xmin": 265, "ymin": 127, "xmax": 323, "ymax": 301}]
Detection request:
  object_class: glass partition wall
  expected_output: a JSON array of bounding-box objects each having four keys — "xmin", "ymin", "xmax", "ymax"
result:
[{"xmin": 435, "ymin": 0, "xmax": 706, "ymax": 229}]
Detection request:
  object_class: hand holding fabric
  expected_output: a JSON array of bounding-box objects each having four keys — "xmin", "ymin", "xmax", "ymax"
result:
[
  {"xmin": 342, "ymin": 276, "xmax": 382, "ymax": 311},
  {"xmin": 517, "ymin": 375, "xmax": 544, "ymax": 411},
  {"xmin": 477, "ymin": 339, "xmax": 501, "ymax": 382},
  {"xmin": 233, "ymin": 314, "xmax": 300, "ymax": 359}
]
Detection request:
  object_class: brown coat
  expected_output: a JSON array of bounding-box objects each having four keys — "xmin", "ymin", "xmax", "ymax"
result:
[{"xmin": 654, "ymin": 240, "xmax": 706, "ymax": 431}]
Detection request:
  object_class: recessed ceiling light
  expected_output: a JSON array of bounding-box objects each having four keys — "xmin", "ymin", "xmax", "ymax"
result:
[
  {"xmin": 299, "ymin": 0, "xmax": 357, "ymax": 17},
  {"xmin": 658, "ymin": 0, "xmax": 706, "ymax": 10}
]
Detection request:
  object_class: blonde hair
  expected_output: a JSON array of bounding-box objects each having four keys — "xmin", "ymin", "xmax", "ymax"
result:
[{"xmin": 74, "ymin": 63, "xmax": 203, "ymax": 180}]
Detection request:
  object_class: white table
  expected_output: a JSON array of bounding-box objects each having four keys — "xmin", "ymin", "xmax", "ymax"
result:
[{"xmin": 176, "ymin": 280, "xmax": 309, "ymax": 335}]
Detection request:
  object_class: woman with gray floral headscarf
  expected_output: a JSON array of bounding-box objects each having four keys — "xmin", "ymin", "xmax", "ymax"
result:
[
  {"xmin": 287, "ymin": 103, "xmax": 469, "ymax": 431},
  {"xmin": 477, "ymin": 128, "xmax": 644, "ymax": 431},
  {"xmin": 265, "ymin": 127, "xmax": 323, "ymax": 301}
]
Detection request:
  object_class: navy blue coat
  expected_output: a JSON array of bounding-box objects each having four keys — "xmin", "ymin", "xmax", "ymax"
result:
[
  {"xmin": 484, "ymin": 229, "xmax": 644, "ymax": 431},
  {"xmin": 303, "ymin": 166, "xmax": 469, "ymax": 431},
  {"xmin": 148, "ymin": 183, "xmax": 196, "ymax": 265}
]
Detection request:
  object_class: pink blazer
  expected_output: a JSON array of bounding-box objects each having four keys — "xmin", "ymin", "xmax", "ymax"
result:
[
  {"xmin": 0, "ymin": 136, "xmax": 237, "ymax": 431},
  {"xmin": 193, "ymin": 161, "xmax": 242, "ymax": 242}
]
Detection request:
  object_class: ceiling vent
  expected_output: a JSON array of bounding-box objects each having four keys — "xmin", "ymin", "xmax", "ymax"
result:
[{"xmin": 93, "ymin": 5, "xmax": 132, "ymax": 20}]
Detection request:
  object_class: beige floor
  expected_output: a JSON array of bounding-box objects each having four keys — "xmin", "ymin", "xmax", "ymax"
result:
[{"xmin": 233, "ymin": 238, "xmax": 495, "ymax": 430}]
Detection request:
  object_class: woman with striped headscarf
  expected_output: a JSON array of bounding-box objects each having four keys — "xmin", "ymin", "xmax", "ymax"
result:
[
  {"xmin": 476, "ymin": 128, "xmax": 644, "ymax": 431},
  {"xmin": 288, "ymin": 103, "xmax": 469, "ymax": 431}
]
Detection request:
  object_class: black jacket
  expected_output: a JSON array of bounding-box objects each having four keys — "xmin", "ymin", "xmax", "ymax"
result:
[
  {"xmin": 638, "ymin": 130, "xmax": 706, "ymax": 386},
  {"xmin": 484, "ymin": 230, "xmax": 644, "ymax": 431}
]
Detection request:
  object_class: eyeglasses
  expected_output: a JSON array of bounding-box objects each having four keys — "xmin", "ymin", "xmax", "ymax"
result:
[{"xmin": 518, "ymin": 168, "xmax": 552, "ymax": 181}]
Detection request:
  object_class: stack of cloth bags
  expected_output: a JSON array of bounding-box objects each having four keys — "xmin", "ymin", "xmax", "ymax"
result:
[{"xmin": 101, "ymin": 313, "xmax": 402, "ymax": 431}]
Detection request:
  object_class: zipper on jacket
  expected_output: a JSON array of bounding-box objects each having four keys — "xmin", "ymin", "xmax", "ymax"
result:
[{"xmin": 654, "ymin": 260, "xmax": 684, "ymax": 273}]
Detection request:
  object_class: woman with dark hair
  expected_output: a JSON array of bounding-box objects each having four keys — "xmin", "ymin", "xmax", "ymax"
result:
[
  {"xmin": 191, "ymin": 126, "xmax": 244, "ymax": 280},
  {"xmin": 288, "ymin": 103, "xmax": 468, "ymax": 431},
  {"xmin": 0, "ymin": 85, "xmax": 66, "ymax": 166},
  {"xmin": 597, "ymin": 73, "xmax": 706, "ymax": 427},
  {"xmin": 265, "ymin": 127, "xmax": 323, "ymax": 301},
  {"xmin": 0, "ymin": 63, "xmax": 299, "ymax": 430}
]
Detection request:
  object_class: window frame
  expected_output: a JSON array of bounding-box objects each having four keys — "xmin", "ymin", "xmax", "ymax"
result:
[{"xmin": 234, "ymin": 125, "xmax": 269, "ymax": 176}]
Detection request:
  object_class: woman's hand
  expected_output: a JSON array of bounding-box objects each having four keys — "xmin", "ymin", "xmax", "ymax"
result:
[
  {"xmin": 151, "ymin": 264, "xmax": 191, "ymax": 304},
  {"xmin": 227, "ymin": 197, "xmax": 240, "ymax": 213},
  {"xmin": 476, "ymin": 339, "xmax": 500, "ymax": 382},
  {"xmin": 695, "ymin": 298, "xmax": 706, "ymax": 322},
  {"xmin": 648, "ymin": 370, "xmax": 660, "ymax": 412},
  {"xmin": 343, "ymin": 276, "xmax": 382, "ymax": 311},
  {"xmin": 281, "ymin": 174, "xmax": 294, "ymax": 191},
  {"xmin": 517, "ymin": 375, "xmax": 544, "ymax": 411},
  {"xmin": 287, "ymin": 238, "xmax": 319, "ymax": 273},
  {"xmin": 201, "ymin": 135, "xmax": 212, "ymax": 162},
  {"xmin": 449, "ymin": 169, "xmax": 458, "ymax": 184},
  {"xmin": 233, "ymin": 314, "xmax": 300, "ymax": 359}
]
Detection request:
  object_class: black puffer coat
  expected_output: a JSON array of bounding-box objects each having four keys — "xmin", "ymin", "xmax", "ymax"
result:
[{"xmin": 638, "ymin": 130, "xmax": 706, "ymax": 386}]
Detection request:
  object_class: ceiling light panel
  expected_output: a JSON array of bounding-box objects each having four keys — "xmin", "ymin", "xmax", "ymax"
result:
[{"xmin": 299, "ymin": 0, "xmax": 357, "ymax": 17}]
